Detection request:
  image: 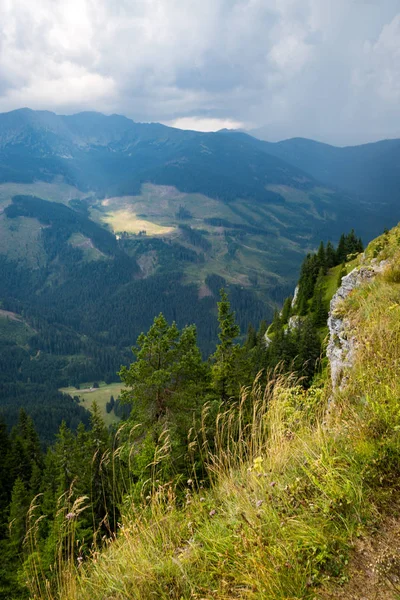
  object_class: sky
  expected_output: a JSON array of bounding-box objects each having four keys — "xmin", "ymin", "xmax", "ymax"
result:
[{"xmin": 0, "ymin": 0, "xmax": 399, "ymax": 145}]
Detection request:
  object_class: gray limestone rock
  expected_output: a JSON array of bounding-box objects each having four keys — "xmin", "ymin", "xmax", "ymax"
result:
[{"xmin": 327, "ymin": 263, "xmax": 386, "ymax": 391}]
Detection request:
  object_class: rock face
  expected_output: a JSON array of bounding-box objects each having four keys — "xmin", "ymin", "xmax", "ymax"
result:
[
  {"xmin": 327, "ymin": 262, "xmax": 388, "ymax": 391},
  {"xmin": 264, "ymin": 333, "xmax": 272, "ymax": 348},
  {"xmin": 291, "ymin": 286, "xmax": 299, "ymax": 309},
  {"xmin": 287, "ymin": 315, "xmax": 301, "ymax": 331}
]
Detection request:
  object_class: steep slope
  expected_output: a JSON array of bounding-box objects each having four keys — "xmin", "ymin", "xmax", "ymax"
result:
[{"xmin": 27, "ymin": 223, "xmax": 400, "ymax": 600}]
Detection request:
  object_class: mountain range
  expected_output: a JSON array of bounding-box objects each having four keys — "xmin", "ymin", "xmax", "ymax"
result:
[{"xmin": 0, "ymin": 107, "xmax": 399, "ymax": 437}]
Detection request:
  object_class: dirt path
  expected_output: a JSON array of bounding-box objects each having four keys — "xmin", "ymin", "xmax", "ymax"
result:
[{"xmin": 321, "ymin": 515, "xmax": 400, "ymax": 600}]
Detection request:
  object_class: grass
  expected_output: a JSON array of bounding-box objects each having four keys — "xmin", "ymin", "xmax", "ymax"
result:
[
  {"xmin": 59, "ymin": 382, "xmax": 123, "ymax": 427},
  {"xmin": 101, "ymin": 208, "xmax": 176, "ymax": 236},
  {"xmin": 35, "ymin": 245, "xmax": 400, "ymax": 599},
  {"xmin": 26, "ymin": 225, "xmax": 400, "ymax": 600}
]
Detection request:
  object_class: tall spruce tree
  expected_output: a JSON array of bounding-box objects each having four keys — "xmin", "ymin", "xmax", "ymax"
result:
[
  {"xmin": 325, "ymin": 241, "xmax": 336, "ymax": 268},
  {"xmin": 316, "ymin": 241, "xmax": 327, "ymax": 274},
  {"xmin": 211, "ymin": 289, "xmax": 241, "ymax": 401}
]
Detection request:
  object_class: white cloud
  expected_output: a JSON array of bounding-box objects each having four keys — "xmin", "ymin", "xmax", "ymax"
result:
[
  {"xmin": 164, "ymin": 116, "xmax": 246, "ymax": 132},
  {"xmin": 0, "ymin": 0, "xmax": 399, "ymax": 144}
]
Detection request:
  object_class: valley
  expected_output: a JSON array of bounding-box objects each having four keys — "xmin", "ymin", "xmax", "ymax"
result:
[
  {"xmin": 59, "ymin": 382, "xmax": 124, "ymax": 427},
  {"xmin": 0, "ymin": 109, "xmax": 399, "ymax": 443}
]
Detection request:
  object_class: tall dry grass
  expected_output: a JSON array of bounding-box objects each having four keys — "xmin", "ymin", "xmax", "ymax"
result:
[{"xmin": 25, "ymin": 248, "xmax": 400, "ymax": 599}]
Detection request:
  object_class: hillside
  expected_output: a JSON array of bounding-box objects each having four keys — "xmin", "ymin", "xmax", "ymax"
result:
[
  {"xmin": 1, "ymin": 109, "xmax": 400, "ymax": 440},
  {"xmin": 247, "ymin": 132, "xmax": 400, "ymax": 222},
  {"xmin": 2, "ymin": 109, "xmax": 393, "ymax": 437},
  {"xmin": 15, "ymin": 222, "xmax": 400, "ymax": 600}
]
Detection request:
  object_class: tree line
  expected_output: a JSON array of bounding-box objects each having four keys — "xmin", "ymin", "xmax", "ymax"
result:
[{"xmin": 0, "ymin": 229, "xmax": 362, "ymax": 597}]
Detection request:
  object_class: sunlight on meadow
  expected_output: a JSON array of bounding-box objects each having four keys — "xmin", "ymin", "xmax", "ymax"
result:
[{"xmin": 102, "ymin": 209, "xmax": 175, "ymax": 235}]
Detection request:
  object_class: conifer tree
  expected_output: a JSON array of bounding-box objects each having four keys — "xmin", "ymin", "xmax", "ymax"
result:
[
  {"xmin": 269, "ymin": 309, "xmax": 282, "ymax": 333},
  {"xmin": 0, "ymin": 418, "xmax": 11, "ymax": 534},
  {"xmin": 325, "ymin": 241, "xmax": 336, "ymax": 268},
  {"xmin": 295, "ymin": 318, "xmax": 321, "ymax": 386},
  {"xmin": 316, "ymin": 241, "xmax": 327, "ymax": 274},
  {"xmin": 211, "ymin": 289, "xmax": 241, "ymax": 401},
  {"xmin": 281, "ymin": 297, "xmax": 292, "ymax": 325},
  {"xmin": 245, "ymin": 323, "xmax": 257, "ymax": 350},
  {"xmin": 257, "ymin": 319, "xmax": 268, "ymax": 342},
  {"xmin": 120, "ymin": 313, "xmax": 207, "ymax": 424},
  {"xmin": 311, "ymin": 268, "xmax": 328, "ymax": 327},
  {"xmin": 8, "ymin": 478, "xmax": 29, "ymax": 558},
  {"xmin": 336, "ymin": 234, "xmax": 347, "ymax": 264}
]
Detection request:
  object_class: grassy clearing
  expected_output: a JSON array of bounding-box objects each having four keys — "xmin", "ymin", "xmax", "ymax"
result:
[
  {"xmin": 59, "ymin": 382, "xmax": 123, "ymax": 427},
  {"xmin": 102, "ymin": 184, "xmax": 243, "ymax": 224},
  {"xmin": 101, "ymin": 208, "xmax": 176, "ymax": 236}
]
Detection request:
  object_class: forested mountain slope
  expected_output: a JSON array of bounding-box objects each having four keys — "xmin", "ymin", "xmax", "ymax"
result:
[
  {"xmin": 248, "ymin": 132, "xmax": 400, "ymax": 220},
  {"xmin": 2, "ymin": 222, "xmax": 399, "ymax": 600},
  {"xmin": 0, "ymin": 108, "xmax": 398, "ymax": 442}
]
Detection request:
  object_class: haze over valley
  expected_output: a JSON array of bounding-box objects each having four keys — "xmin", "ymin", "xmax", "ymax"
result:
[
  {"xmin": 1, "ymin": 107, "xmax": 400, "ymax": 437},
  {"xmin": 1, "ymin": 2, "xmax": 400, "ymax": 598}
]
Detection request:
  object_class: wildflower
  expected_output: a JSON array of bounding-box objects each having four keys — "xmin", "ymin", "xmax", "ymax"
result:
[
  {"xmin": 256, "ymin": 499, "xmax": 263, "ymax": 508},
  {"xmin": 209, "ymin": 509, "xmax": 216, "ymax": 517},
  {"xmin": 270, "ymin": 481, "xmax": 276, "ymax": 487},
  {"xmin": 200, "ymin": 497, "xmax": 205, "ymax": 502},
  {"xmin": 187, "ymin": 479, "xmax": 193, "ymax": 486},
  {"xmin": 253, "ymin": 456, "xmax": 264, "ymax": 473},
  {"xmin": 66, "ymin": 512, "xmax": 76, "ymax": 520}
]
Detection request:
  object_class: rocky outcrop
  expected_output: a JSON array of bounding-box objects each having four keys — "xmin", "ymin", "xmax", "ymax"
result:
[
  {"xmin": 287, "ymin": 315, "xmax": 301, "ymax": 331},
  {"xmin": 291, "ymin": 285, "xmax": 299, "ymax": 308},
  {"xmin": 264, "ymin": 333, "xmax": 272, "ymax": 348},
  {"xmin": 327, "ymin": 262, "xmax": 388, "ymax": 391}
]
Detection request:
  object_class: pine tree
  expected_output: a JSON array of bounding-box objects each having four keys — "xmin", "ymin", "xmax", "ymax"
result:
[
  {"xmin": 211, "ymin": 289, "xmax": 241, "ymax": 401},
  {"xmin": 325, "ymin": 241, "xmax": 336, "ymax": 268},
  {"xmin": 311, "ymin": 268, "xmax": 328, "ymax": 327},
  {"xmin": 0, "ymin": 418, "xmax": 11, "ymax": 533},
  {"xmin": 119, "ymin": 313, "xmax": 207, "ymax": 423},
  {"xmin": 245, "ymin": 323, "xmax": 257, "ymax": 350},
  {"xmin": 295, "ymin": 318, "xmax": 321, "ymax": 387},
  {"xmin": 336, "ymin": 234, "xmax": 347, "ymax": 264},
  {"xmin": 257, "ymin": 319, "xmax": 268, "ymax": 343},
  {"xmin": 269, "ymin": 309, "xmax": 282, "ymax": 333},
  {"xmin": 86, "ymin": 404, "xmax": 111, "ymax": 530},
  {"xmin": 281, "ymin": 297, "xmax": 292, "ymax": 325},
  {"xmin": 316, "ymin": 241, "xmax": 327, "ymax": 274},
  {"xmin": 8, "ymin": 478, "xmax": 29, "ymax": 558}
]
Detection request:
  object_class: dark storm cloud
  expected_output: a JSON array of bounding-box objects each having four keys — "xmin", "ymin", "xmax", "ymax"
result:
[{"xmin": 0, "ymin": 0, "xmax": 399, "ymax": 144}]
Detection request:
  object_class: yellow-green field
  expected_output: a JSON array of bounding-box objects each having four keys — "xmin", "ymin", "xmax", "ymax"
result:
[
  {"xmin": 101, "ymin": 208, "xmax": 175, "ymax": 236},
  {"xmin": 60, "ymin": 382, "xmax": 124, "ymax": 427}
]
